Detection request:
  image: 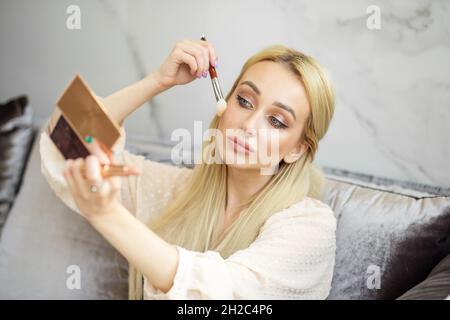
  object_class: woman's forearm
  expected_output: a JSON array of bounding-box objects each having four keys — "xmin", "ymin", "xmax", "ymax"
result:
[
  {"xmin": 89, "ymin": 204, "xmax": 179, "ymax": 293},
  {"xmin": 102, "ymin": 72, "xmax": 169, "ymax": 126}
]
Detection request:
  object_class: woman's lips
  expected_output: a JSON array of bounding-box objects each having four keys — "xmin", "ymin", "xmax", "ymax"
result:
[{"xmin": 227, "ymin": 136, "xmax": 255, "ymax": 153}]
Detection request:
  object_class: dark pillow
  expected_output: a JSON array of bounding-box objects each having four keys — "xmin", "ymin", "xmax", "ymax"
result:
[
  {"xmin": 0, "ymin": 95, "xmax": 35, "ymax": 235},
  {"xmin": 320, "ymin": 169, "xmax": 450, "ymax": 300},
  {"xmin": 397, "ymin": 254, "xmax": 450, "ymax": 300}
]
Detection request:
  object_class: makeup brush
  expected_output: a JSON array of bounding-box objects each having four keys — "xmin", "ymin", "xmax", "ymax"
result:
[
  {"xmin": 80, "ymin": 163, "xmax": 141, "ymax": 178},
  {"xmin": 82, "ymin": 135, "xmax": 141, "ymax": 178},
  {"xmin": 200, "ymin": 34, "xmax": 227, "ymax": 117}
]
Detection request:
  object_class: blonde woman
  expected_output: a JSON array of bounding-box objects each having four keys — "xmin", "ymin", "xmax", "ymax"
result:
[{"xmin": 40, "ymin": 39, "xmax": 336, "ymax": 299}]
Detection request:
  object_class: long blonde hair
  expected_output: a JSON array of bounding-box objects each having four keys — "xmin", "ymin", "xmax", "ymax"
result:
[{"xmin": 129, "ymin": 45, "xmax": 335, "ymax": 299}]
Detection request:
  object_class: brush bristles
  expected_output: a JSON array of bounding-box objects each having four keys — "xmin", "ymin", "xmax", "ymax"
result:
[{"xmin": 216, "ymin": 99, "xmax": 227, "ymax": 117}]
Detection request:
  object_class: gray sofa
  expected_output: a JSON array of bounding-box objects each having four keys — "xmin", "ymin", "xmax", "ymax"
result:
[{"xmin": 0, "ymin": 124, "xmax": 449, "ymax": 300}]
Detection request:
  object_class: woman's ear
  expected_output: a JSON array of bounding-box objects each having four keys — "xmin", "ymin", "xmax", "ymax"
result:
[{"xmin": 283, "ymin": 142, "xmax": 308, "ymax": 164}]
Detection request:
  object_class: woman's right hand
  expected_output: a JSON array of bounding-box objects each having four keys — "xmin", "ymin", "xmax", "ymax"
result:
[{"xmin": 154, "ymin": 39, "xmax": 218, "ymax": 89}]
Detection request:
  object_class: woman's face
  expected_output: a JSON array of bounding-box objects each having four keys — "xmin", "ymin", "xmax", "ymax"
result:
[{"xmin": 216, "ymin": 61, "xmax": 311, "ymax": 171}]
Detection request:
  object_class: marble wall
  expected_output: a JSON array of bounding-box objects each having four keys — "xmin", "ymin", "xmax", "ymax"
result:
[{"xmin": 1, "ymin": 0, "xmax": 449, "ymax": 187}]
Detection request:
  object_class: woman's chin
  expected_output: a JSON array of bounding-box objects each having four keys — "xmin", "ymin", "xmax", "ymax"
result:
[{"xmin": 219, "ymin": 151, "xmax": 262, "ymax": 170}]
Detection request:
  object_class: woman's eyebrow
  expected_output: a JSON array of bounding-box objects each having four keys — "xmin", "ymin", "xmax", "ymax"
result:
[{"xmin": 240, "ymin": 80, "xmax": 297, "ymax": 120}]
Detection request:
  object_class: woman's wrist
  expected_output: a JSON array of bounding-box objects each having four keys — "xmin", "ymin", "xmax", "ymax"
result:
[
  {"xmin": 148, "ymin": 70, "xmax": 173, "ymax": 93},
  {"xmin": 86, "ymin": 201, "xmax": 125, "ymax": 227}
]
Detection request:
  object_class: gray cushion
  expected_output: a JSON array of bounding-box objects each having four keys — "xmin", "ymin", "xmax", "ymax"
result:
[
  {"xmin": 0, "ymin": 127, "xmax": 128, "ymax": 299},
  {"xmin": 321, "ymin": 172, "xmax": 450, "ymax": 300}
]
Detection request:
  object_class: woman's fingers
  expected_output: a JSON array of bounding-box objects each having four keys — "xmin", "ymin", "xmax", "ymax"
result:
[
  {"xmin": 84, "ymin": 137, "xmax": 110, "ymax": 165},
  {"xmin": 177, "ymin": 41, "xmax": 205, "ymax": 78},
  {"xmin": 85, "ymin": 155, "xmax": 101, "ymax": 180},
  {"xmin": 63, "ymin": 160, "xmax": 78, "ymax": 194},
  {"xmin": 156, "ymin": 38, "xmax": 218, "ymax": 87},
  {"xmin": 99, "ymin": 176, "xmax": 121, "ymax": 198},
  {"xmin": 198, "ymin": 41, "xmax": 209, "ymax": 77},
  {"xmin": 174, "ymin": 48, "xmax": 198, "ymax": 76},
  {"xmin": 71, "ymin": 158, "xmax": 90, "ymax": 198},
  {"xmin": 190, "ymin": 40, "xmax": 209, "ymax": 77},
  {"xmin": 90, "ymin": 138, "xmax": 141, "ymax": 176},
  {"xmin": 198, "ymin": 39, "xmax": 217, "ymax": 68},
  {"xmin": 178, "ymin": 39, "xmax": 217, "ymax": 78}
]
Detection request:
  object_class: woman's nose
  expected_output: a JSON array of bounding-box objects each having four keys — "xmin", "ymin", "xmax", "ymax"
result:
[
  {"xmin": 244, "ymin": 127, "xmax": 257, "ymax": 137},
  {"xmin": 241, "ymin": 111, "xmax": 260, "ymax": 137}
]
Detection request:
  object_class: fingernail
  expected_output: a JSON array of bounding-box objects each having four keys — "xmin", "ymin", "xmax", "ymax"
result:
[
  {"xmin": 202, "ymin": 71, "xmax": 208, "ymax": 78},
  {"xmin": 197, "ymin": 74, "xmax": 202, "ymax": 79},
  {"xmin": 84, "ymin": 135, "xmax": 93, "ymax": 144},
  {"xmin": 214, "ymin": 58, "xmax": 218, "ymax": 67}
]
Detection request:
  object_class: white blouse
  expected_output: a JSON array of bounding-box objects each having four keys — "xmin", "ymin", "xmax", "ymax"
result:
[{"xmin": 39, "ymin": 120, "xmax": 337, "ymax": 300}]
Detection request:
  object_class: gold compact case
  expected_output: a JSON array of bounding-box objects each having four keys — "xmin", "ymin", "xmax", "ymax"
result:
[{"xmin": 46, "ymin": 74, "xmax": 134, "ymax": 177}]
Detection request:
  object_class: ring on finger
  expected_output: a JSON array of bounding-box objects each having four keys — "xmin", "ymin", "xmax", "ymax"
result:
[{"xmin": 90, "ymin": 181, "xmax": 104, "ymax": 193}]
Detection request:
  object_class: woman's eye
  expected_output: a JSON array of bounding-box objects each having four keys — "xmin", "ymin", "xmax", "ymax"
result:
[
  {"xmin": 236, "ymin": 94, "xmax": 253, "ymax": 109},
  {"xmin": 237, "ymin": 94, "xmax": 288, "ymax": 129},
  {"xmin": 269, "ymin": 116, "xmax": 288, "ymax": 129}
]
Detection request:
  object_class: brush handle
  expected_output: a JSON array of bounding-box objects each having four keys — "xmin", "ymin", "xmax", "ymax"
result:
[
  {"xmin": 200, "ymin": 35, "xmax": 224, "ymax": 102},
  {"xmin": 200, "ymin": 34, "xmax": 227, "ymax": 118},
  {"xmin": 211, "ymin": 77, "xmax": 225, "ymax": 102},
  {"xmin": 80, "ymin": 163, "xmax": 140, "ymax": 178}
]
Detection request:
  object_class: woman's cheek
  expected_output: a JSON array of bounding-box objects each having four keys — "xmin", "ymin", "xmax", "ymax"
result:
[
  {"xmin": 218, "ymin": 109, "xmax": 230, "ymax": 131},
  {"xmin": 260, "ymin": 134, "xmax": 274, "ymax": 162},
  {"xmin": 222, "ymin": 102, "xmax": 237, "ymax": 124},
  {"xmin": 264, "ymin": 132, "xmax": 286, "ymax": 163}
]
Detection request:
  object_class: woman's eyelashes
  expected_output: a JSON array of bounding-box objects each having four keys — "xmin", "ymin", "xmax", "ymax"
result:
[
  {"xmin": 236, "ymin": 94, "xmax": 288, "ymax": 129},
  {"xmin": 237, "ymin": 94, "xmax": 252, "ymax": 109}
]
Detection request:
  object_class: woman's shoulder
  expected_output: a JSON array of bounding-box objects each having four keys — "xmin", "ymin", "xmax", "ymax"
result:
[
  {"xmin": 274, "ymin": 196, "xmax": 335, "ymax": 219},
  {"xmin": 293, "ymin": 196, "xmax": 334, "ymax": 211},
  {"xmin": 262, "ymin": 197, "xmax": 337, "ymax": 235}
]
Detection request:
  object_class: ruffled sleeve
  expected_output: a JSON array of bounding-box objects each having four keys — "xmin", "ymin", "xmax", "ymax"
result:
[
  {"xmin": 39, "ymin": 110, "xmax": 192, "ymax": 221},
  {"xmin": 143, "ymin": 198, "xmax": 337, "ymax": 300}
]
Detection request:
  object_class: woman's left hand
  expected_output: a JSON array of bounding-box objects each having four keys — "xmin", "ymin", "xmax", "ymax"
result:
[{"xmin": 62, "ymin": 137, "xmax": 139, "ymax": 221}]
